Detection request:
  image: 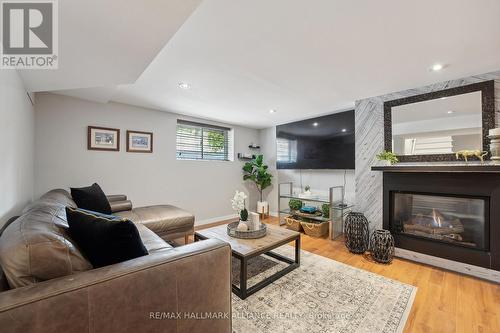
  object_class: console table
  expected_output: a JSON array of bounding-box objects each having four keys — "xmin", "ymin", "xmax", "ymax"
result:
[{"xmin": 278, "ymin": 182, "xmax": 353, "ymax": 239}]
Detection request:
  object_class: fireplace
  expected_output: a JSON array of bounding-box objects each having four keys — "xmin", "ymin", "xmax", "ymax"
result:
[
  {"xmin": 382, "ymin": 170, "xmax": 500, "ymax": 270},
  {"xmin": 393, "ymin": 193, "xmax": 488, "ymax": 250}
]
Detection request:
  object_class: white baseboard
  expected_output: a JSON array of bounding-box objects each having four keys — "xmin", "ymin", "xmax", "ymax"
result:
[
  {"xmin": 195, "ymin": 214, "xmax": 238, "ymax": 226},
  {"xmin": 395, "ymin": 247, "xmax": 500, "ymax": 283}
]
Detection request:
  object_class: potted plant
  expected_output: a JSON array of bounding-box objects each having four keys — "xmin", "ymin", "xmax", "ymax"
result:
[
  {"xmin": 376, "ymin": 150, "xmax": 399, "ymax": 166},
  {"xmin": 299, "ymin": 185, "xmax": 312, "ymax": 198},
  {"xmin": 321, "ymin": 203, "xmax": 330, "ymax": 218},
  {"xmin": 242, "ymin": 155, "xmax": 273, "ymax": 217},
  {"xmin": 288, "ymin": 199, "xmax": 303, "ymax": 212},
  {"xmin": 231, "ymin": 191, "xmax": 249, "ymax": 231}
]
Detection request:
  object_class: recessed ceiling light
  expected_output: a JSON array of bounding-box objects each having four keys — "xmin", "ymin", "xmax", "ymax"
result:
[
  {"xmin": 431, "ymin": 64, "xmax": 444, "ymax": 71},
  {"xmin": 269, "ymin": 109, "xmax": 277, "ymax": 114},
  {"xmin": 178, "ymin": 82, "xmax": 191, "ymax": 90},
  {"xmin": 313, "ymin": 122, "xmax": 319, "ymax": 127},
  {"xmin": 440, "ymin": 97, "xmax": 447, "ymax": 100},
  {"xmin": 447, "ymin": 110, "xmax": 454, "ymax": 114},
  {"xmin": 342, "ymin": 128, "xmax": 347, "ymax": 132}
]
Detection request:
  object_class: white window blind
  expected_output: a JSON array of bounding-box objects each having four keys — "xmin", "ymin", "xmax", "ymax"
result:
[
  {"xmin": 176, "ymin": 120, "xmax": 232, "ymax": 161},
  {"xmin": 403, "ymin": 136, "xmax": 453, "ymax": 155},
  {"xmin": 276, "ymin": 138, "xmax": 297, "ymax": 163}
]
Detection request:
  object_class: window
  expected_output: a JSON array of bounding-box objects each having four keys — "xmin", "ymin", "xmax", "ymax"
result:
[
  {"xmin": 176, "ymin": 120, "xmax": 232, "ymax": 161},
  {"xmin": 402, "ymin": 136, "xmax": 453, "ymax": 155},
  {"xmin": 276, "ymin": 138, "xmax": 297, "ymax": 163}
]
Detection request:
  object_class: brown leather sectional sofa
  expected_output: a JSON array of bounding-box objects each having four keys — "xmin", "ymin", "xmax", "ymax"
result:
[
  {"xmin": 106, "ymin": 193, "xmax": 196, "ymax": 243},
  {"xmin": 0, "ymin": 189, "xmax": 232, "ymax": 332}
]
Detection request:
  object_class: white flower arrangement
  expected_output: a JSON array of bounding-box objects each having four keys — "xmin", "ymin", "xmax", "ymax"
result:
[{"xmin": 231, "ymin": 190, "xmax": 248, "ymax": 213}]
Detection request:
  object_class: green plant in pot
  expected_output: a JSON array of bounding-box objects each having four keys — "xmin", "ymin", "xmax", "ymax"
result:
[
  {"xmin": 231, "ymin": 191, "xmax": 248, "ymax": 221},
  {"xmin": 231, "ymin": 190, "xmax": 250, "ymax": 231},
  {"xmin": 321, "ymin": 203, "xmax": 330, "ymax": 218},
  {"xmin": 376, "ymin": 150, "xmax": 399, "ymax": 165},
  {"xmin": 243, "ymin": 154, "xmax": 273, "ymax": 215},
  {"xmin": 288, "ymin": 199, "xmax": 303, "ymax": 212},
  {"xmin": 240, "ymin": 208, "xmax": 248, "ymax": 221}
]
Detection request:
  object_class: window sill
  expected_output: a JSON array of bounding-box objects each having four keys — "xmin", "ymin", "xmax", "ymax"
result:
[{"xmin": 176, "ymin": 158, "xmax": 233, "ymax": 162}]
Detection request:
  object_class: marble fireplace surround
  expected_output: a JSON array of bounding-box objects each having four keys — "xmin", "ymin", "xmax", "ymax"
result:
[{"xmin": 354, "ymin": 71, "xmax": 500, "ymax": 281}]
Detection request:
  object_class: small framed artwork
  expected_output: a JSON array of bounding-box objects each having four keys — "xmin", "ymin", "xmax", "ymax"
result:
[
  {"xmin": 88, "ymin": 126, "xmax": 120, "ymax": 151},
  {"xmin": 127, "ymin": 130, "xmax": 153, "ymax": 153}
]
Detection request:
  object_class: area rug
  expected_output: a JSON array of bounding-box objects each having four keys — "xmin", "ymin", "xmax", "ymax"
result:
[{"xmin": 231, "ymin": 246, "xmax": 417, "ymax": 333}]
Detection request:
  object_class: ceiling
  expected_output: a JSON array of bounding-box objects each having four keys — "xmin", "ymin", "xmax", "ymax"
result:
[
  {"xmin": 21, "ymin": 0, "xmax": 202, "ymax": 92},
  {"xmin": 392, "ymin": 91, "xmax": 482, "ymax": 123},
  {"xmin": 392, "ymin": 91, "xmax": 482, "ymax": 136},
  {"xmin": 28, "ymin": 0, "xmax": 500, "ymax": 129}
]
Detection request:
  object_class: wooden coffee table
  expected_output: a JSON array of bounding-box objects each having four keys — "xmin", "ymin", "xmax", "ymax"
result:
[{"xmin": 194, "ymin": 223, "xmax": 300, "ymax": 300}]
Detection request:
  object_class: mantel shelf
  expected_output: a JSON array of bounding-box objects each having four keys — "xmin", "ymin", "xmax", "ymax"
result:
[{"xmin": 371, "ymin": 162, "xmax": 500, "ymax": 173}]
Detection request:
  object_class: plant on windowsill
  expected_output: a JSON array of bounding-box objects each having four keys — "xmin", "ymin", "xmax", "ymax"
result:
[
  {"xmin": 242, "ymin": 155, "xmax": 273, "ymax": 216},
  {"xmin": 376, "ymin": 150, "xmax": 399, "ymax": 166}
]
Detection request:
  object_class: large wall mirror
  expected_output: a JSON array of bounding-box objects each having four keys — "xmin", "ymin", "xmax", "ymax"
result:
[{"xmin": 384, "ymin": 81, "xmax": 495, "ymax": 162}]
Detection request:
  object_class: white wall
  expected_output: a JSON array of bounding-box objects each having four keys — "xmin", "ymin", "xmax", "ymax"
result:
[
  {"xmin": 34, "ymin": 93, "xmax": 260, "ymax": 225},
  {"xmin": 259, "ymin": 127, "xmax": 278, "ymax": 214},
  {"xmin": 259, "ymin": 126, "xmax": 355, "ymax": 215},
  {"xmin": 0, "ymin": 71, "xmax": 35, "ymax": 227},
  {"xmin": 355, "ymin": 71, "xmax": 500, "ymax": 230},
  {"xmin": 278, "ymin": 169, "xmax": 355, "ymax": 201}
]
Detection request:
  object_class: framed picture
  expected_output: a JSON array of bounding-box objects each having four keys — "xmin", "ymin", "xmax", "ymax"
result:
[
  {"xmin": 88, "ymin": 126, "xmax": 120, "ymax": 151},
  {"xmin": 126, "ymin": 130, "xmax": 153, "ymax": 153}
]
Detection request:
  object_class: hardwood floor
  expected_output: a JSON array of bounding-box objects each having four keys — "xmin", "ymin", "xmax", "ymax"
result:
[{"xmin": 194, "ymin": 217, "xmax": 500, "ymax": 333}]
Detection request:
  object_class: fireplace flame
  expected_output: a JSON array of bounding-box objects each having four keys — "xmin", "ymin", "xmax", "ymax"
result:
[
  {"xmin": 410, "ymin": 208, "xmax": 458, "ymax": 229},
  {"xmin": 432, "ymin": 209, "xmax": 443, "ymax": 228}
]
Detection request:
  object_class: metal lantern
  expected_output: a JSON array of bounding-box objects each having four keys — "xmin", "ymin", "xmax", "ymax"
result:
[
  {"xmin": 344, "ymin": 212, "xmax": 369, "ymax": 254},
  {"xmin": 370, "ymin": 229, "xmax": 395, "ymax": 264}
]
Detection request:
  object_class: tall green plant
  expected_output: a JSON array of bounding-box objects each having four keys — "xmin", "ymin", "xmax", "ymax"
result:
[{"xmin": 242, "ymin": 155, "xmax": 273, "ymax": 202}]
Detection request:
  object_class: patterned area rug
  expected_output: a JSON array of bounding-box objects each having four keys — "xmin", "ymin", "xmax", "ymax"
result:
[{"xmin": 231, "ymin": 246, "xmax": 417, "ymax": 333}]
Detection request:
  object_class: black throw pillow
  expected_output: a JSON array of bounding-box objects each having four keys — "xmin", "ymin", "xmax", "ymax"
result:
[
  {"xmin": 70, "ymin": 183, "xmax": 112, "ymax": 214},
  {"xmin": 65, "ymin": 207, "xmax": 148, "ymax": 268}
]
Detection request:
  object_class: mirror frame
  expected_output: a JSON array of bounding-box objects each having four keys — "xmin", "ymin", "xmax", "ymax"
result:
[{"xmin": 384, "ymin": 80, "xmax": 495, "ymax": 162}]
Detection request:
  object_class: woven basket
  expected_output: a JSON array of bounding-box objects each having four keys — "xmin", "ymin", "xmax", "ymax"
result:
[
  {"xmin": 284, "ymin": 216, "xmax": 303, "ymax": 232},
  {"xmin": 300, "ymin": 221, "xmax": 329, "ymax": 238}
]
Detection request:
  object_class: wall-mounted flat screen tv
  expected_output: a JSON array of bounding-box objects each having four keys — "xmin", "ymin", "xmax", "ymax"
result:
[{"xmin": 276, "ymin": 110, "xmax": 355, "ymax": 169}]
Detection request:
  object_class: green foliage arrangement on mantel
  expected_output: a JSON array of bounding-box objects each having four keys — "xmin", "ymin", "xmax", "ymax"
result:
[
  {"xmin": 242, "ymin": 155, "xmax": 273, "ymax": 202},
  {"xmin": 376, "ymin": 150, "xmax": 399, "ymax": 164}
]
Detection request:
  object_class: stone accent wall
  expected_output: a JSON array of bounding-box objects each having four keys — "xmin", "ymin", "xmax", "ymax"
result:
[{"xmin": 354, "ymin": 71, "xmax": 500, "ymax": 230}]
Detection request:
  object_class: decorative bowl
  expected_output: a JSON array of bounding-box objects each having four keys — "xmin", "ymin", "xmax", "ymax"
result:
[{"xmin": 227, "ymin": 221, "xmax": 267, "ymax": 239}]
